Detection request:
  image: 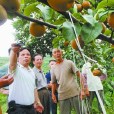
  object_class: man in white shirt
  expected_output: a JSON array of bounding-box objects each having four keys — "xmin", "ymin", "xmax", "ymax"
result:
[{"xmin": 8, "ymin": 43, "xmax": 43, "ymax": 114}]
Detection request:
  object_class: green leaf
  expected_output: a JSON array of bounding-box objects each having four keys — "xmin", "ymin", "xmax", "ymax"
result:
[
  {"xmin": 87, "ymin": 9, "xmax": 93, "ymax": 15},
  {"xmin": 82, "ymin": 14, "xmax": 97, "ymax": 26},
  {"xmin": 36, "ymin": 5, "xmax": 54, "ymax": 21},
  {"xmin": 52, "ymin": 37, "xmax": 63, "ymax": 48},
  {"xmin": 24, "ymin": 2, "xmax": 40, "ymax": 16},
  {"xmin": 107, "ymin": 83, "xmax": 114, "ymax": 91},
  {"xmin": 103, "ymin": 48, "xmax": 113, "ymax": 55},
  {"xmin": 24, "ymin": 0, "xmax": 36, "ymax": 4},
  {"xmin": 53, "ymin": 15, "xmax": 66, "ymax": 25},
  {"xmin": 98, "ymin": 10, "xmax": 108, "ymax": 18},
  {"xmin": 20, "ymin": 0, "xmax": 24, "ymax": 4},
  {"xmin": 62, "ymin": 21, "xmax": 81, "ymax": 41},
  {"xmin": 97, "ymin": 0, "xmax": 114, "ymax": 9},
  {"xmin": 94, "ymin": 8, "xmax": 109, "ymax": 22},
  {"xmin": 111, "ymin": 81, "xmax": 114, "ymax": 86},
  {"xmin": 73, "ymin": 13, "xmax": 86, "ymax": 23},
  {"xmin": 81, "ymin": 22, "xmax": 102, "ymax": 43},
  {"xmin": 53, "ymin": 18, "xmax": 66, "ymax": 25},
  {"xmin": 104, "ymin": 99, "xmax": 111, "ymax": 106}
]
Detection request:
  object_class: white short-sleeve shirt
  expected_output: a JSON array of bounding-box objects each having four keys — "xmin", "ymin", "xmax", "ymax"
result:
[
  {"xmin": 82, "ymin": 62, "xmax": 103, "ymax": 91},
  {"xmin": 8, "ymin": 63, "xmax": 36, "ymax": 105}
]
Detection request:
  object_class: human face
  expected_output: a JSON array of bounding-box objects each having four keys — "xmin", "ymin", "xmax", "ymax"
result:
[
  {"xmin": 33, "ymin": 55, "xmax": 43, "ymax": 69},
  {"xmin": 18, "ymin": 49, "xmax": 31, "ymax": 67},
  {"xmin": 49, "ymin": 61, "xmax": 56, "ymax": 69},
  {"xmin": 52, "ymin": 49, "xmax": 63, "ymax": 62}
]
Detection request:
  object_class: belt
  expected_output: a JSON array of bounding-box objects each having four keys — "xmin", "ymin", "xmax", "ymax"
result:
[
  {"xmin": 48, "ymin": 88, "xmax": 57, "ymax": 92},
  {"xmin": 16, "ymin": 104, "xmax": 33, "ymax": 109},
  {"xmin": 38, "ymin": 87, "xmax": 47, "ymax": 91},
  {"xmin": 48, "ymin": 88, "xmax": 52, "ymax": 91}
]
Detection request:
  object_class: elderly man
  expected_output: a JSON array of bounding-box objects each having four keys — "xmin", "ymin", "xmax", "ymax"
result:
[
  {"xmin": 51, "ymin": 48, "xmax": 83, "ymax": 114},
  {"xmin": 33, "ymin": 54, "xmax": 50, "ymax": 114}
]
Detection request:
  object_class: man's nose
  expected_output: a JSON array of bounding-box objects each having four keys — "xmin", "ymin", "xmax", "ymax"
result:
[{"xmin": 25, "ymin": 55, "xmax": 29, "ymax": 58}]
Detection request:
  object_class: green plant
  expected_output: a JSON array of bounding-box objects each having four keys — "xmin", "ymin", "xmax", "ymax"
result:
[{"xmin": 0, "ymin": 57, "xmax": 9, "ymax": 114}]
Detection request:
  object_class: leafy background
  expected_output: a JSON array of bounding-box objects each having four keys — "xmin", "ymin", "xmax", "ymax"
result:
[{"xmin": 1, "ymin": 0, "xmax": 114, "ymax": 113}]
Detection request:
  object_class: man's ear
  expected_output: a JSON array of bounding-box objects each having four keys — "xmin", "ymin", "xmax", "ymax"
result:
[
  {"xmin": 33, "ymin": 61, "xmax": 35, "ymax": 65},
  {"xmin": 17, "ymin": 57, "xmax": 19, "ymax": 62},
  {"xmin": 61, "ymin": 51, "xmax": 63, "ymax": 55},
  {"xmin": 52, "ymin": 53, "xmax": 54, "ymax": 58}
]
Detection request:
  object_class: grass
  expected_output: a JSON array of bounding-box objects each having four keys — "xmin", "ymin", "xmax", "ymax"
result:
[
  {"xmin": 0, "ymin": 94, "xmax": 8, "ymax": 114},
  {"xmin": 0, "ymin": 57, "xmax": 9, "ymax": 67},
  {"xmin": 0, "ymin": 57, "xmax": 9, "ymax": 114}
]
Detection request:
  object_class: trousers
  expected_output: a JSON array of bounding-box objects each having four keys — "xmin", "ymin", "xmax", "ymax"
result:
[
  {"xmin": 59, "ymin": 96, "xmax": 83, "ymax": 114},
  {"xmin": 37, "ymin": 88, "xmax": 50, "ymax": 114}
]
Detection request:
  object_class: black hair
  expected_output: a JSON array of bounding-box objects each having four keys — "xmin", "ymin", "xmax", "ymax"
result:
[
  {"xmin": 8, "ymin": 48, "xmax": 11, "ymax": 55},
  {"xmin": 19, "ymin": 47, "xmax": 30, "ymax": 52},
  {"xmin": 32, "ymin": 53, "xmax": 43, "ymax": 61},
  {"xmin": 18, "ymin": 47, "xmax": 31, "ymax": 57},
  {"xmin": 8, "ymin": 47, "xmax": 31, "ymax": 57}
]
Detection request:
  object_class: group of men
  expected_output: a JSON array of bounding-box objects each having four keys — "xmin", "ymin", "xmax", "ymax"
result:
[{"xmin": 0, "ymin": 43, "xmax": 105, "ymax": 114}]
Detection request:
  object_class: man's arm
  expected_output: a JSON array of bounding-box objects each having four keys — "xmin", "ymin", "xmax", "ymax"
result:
[
  {"xmin": 34, "ymin": 88, "xmax": 42, "ymax": 105},
  {"xmin": 34, "ymin": 88, "xmax": 44, "ymax": 113},
  {"xmin": 52, "ymin": 83, "xmax": 57, "ymax": 103},
  {"xmin": 0, "ymin": 75, "xmax": 14, "ymax": 88},
  {"xmin": 76, "ymin": 70, "xmax": 81, "ymax": 77},
  {"xmin": 47, "ymin": 82, "xmax": 52, "ymax": 89},
  {"xmin": 9, "ymin": 43, "xmax": 21, "ymax": 72}
]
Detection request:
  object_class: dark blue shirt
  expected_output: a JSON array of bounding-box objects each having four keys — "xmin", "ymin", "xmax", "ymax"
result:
[{"xmin": 45, "ymin": 71, "xmax": 51, "ymax": 84}]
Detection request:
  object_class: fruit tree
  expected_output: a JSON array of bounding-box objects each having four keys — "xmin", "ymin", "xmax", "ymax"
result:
[{"xmin": 1, "ymin": 0, "xmax": 114, "ymax": 113}]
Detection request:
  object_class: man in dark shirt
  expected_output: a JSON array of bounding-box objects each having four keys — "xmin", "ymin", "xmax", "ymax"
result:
[{"xmin": 45, "ymin": 60, "xmax": 58, "ymax": 114}]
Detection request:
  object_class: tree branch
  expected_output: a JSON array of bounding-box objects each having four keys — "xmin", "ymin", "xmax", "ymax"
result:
[
  {"xmin": 37, "ymin": 0, "xmax": 82, "ymax": 24},
  {"xmin": 14, "ymin": 9, "xmax": 114, "ymax": 44},
  {"xmin": 14, "ymin": 12, "xmax": 57, "ymax": 29},
  {"xmin": 15, "ymin": 11, "xmax": 114, "ymax": 44},
  {"xmin": 37, "ymin": 0, "xmax": 114, "ymax": 44},
  {"xmin": 98, "ymin": 34, "xmax": 114, "ymax": 44}
]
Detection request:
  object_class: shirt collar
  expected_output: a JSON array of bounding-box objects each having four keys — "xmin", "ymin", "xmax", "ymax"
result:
[
  {"xmin": 56, "ymin": 59, "xmax": 64, "ymax": 64},
  {"xmin": 17, "ymin": 62, "xmax": 31, "ymax": 70},
  {"xmin": 34, "ymin": 66, "xmax": 43, "ymax": 73}
]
